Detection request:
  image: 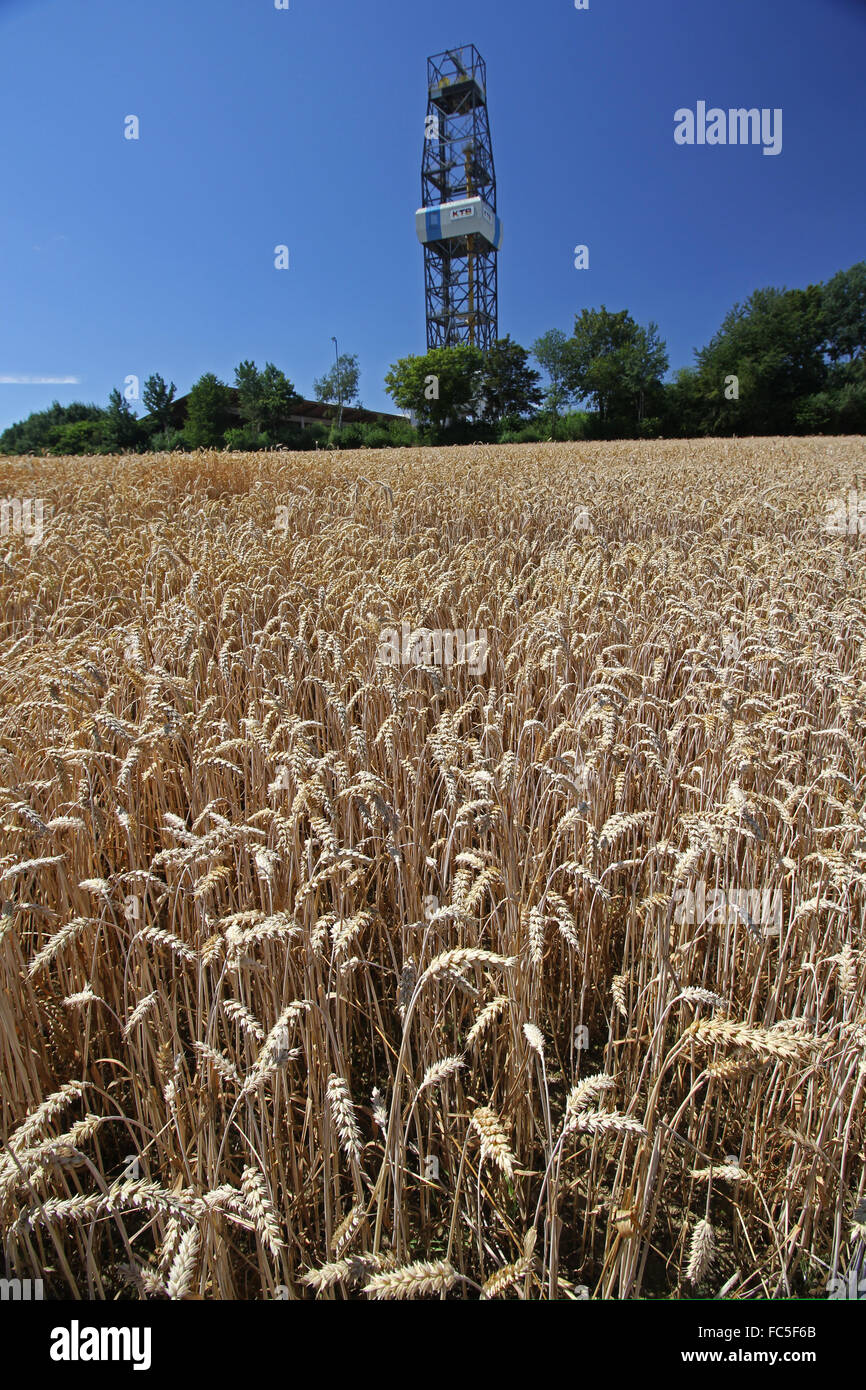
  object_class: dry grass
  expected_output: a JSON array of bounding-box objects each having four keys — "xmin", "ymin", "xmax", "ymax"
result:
[{"xmin": 0, "ymin": 437, "xmax": 864, "ymax": 1300}]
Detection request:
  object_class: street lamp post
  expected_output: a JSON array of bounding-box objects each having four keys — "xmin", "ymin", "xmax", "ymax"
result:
[{"xmin": 331, "ymin": 336, "xmax": 343, "ymax": 440}]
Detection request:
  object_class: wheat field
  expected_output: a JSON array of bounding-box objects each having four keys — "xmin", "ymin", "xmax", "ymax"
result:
[{"xmin": 1, "ymin": 437, "xmax": 864, "ymax": 1301}]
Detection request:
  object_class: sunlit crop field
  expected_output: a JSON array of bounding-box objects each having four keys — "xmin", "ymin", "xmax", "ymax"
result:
[{"xmin": 1, "ymin": 438, "xmax": 864, "ymax": 1301}]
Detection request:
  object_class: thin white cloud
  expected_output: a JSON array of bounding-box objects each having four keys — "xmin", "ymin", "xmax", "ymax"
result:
[{"xmin": 0, "ymin": 375, "xmax": 80, "ymax": 384}]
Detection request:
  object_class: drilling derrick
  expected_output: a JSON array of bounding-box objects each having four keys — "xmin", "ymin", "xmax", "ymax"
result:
[{"xmin": 416, "ymin": 46, "xmax": 502, "ymax": 351}]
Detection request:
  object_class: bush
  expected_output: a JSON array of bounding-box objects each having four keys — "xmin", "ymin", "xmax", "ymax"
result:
[
  {"xmin": 1, "ymin": 402, "xmax": 108, "ymax": 455},
  {"xmin": 359, "ymin": 424, "xmax": 391, "ymax": 449},
  {"xmin": 298, "ymin": 425, "xmax": 329, "ymax": 450},
  {"xmin": 223, "ymin": 426, "xmax": 270, "ymax": 451},
  {"xmin": 433, "ymin": 419, "xmax": 494, "ymax": 446},
  {"xmin": 796, "ymin": 384, "xmax": 866, "ymax": 434},
  {"xmin": 148, "ymin": 428, "xmax": 190, "ymax": 452},
  {"xmin": 582, "ymin": 412, "xmax": 646, "ymax": 440},
  {"xmin": 636, "ymin": 416, "xmax": 663, "ymax": 439},
  {"xmin": 532, "ymin": 412, "xmax": 576, "ymax": 441},
  {"xmin": 48, "ymin": 419, "xmax": 109, "ymax": 455},
  {"xmin": 500, "ymin": 422, "xmax": 543, "ymax": 443},
  {"xmin": 330, "ymin": 423, "xmax": 364, "ymax": 449},
  {"xmin": 500, "ymin": 410, "xmax": 626, "ymax": 443},
  {"xmin": 560, "ymin": 411, "xmax": 591, "ymax": 441},
  {"xmin": 388, "ymin": 418, "xmax": 417, "ymax": 447}
]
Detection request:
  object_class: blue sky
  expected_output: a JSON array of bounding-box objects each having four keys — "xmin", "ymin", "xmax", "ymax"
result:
[{"xmin": 0, "ymin": 0, "xmax": 863, "ymax": 430}]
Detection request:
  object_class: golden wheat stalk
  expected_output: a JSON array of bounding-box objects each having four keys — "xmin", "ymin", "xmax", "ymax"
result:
[{"xmin": 364, "ymin": 1258, "xmax": 457, "ymax": 1299}]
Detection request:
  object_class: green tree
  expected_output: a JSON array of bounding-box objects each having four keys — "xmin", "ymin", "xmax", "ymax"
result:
[
  {"xmin": 142, "ymin": 373, "xmax": 177, "ymax": 438},
  {"xmin": 384, "ymin": 345, "xmax": 483, "ymax": 440},
  {"xmin": 185, "ymin": 372, "xmax": 232, "ymax": 448},
  {"xmin": 478, "ymin": 336, "xmax": 542, "ymax": 425},
  {"xmin": 821, "ymin": 262, "xmax": 866, "ymax": 365},
  {"xmin": 531, "ymin": 329, "xmax": 573, "ymax": 437},
  {"xmin": 796, "ymin": 370, "xmax": 866, "ymax": 434},
  {"xmin": 0, "ymin": 401, "xmax": 107, "ymax": 455},
  {"xmin": 313, "ymin": 353, "xmax": 361, "ymax": 414},
  {"xmin": 224, "ymin": 425, "xmax": 269, "ymax": 451},
  {"xmin": 48, "ymin": 418, "xmax": 109, "ymax": 455},
  {"xmin": 149, "ymin": 428, "xmax": 189, "ymax": 453},
  {"xmin": 387, "ymin": 417, "xmax": 417, "ymax": 447},
  {"xmin": 694, "ymin": 285, "xmax": 825, "ymax": 434},
  {"xmin": 234, "ymin": 360, "xmax": 301, "ymax": 440},
  {"xmin": 660, "ymin": 367, "xmax": 709, "ymax": 438},
  {"xmin": 105, "ymin": 387, "xmax": 142, "ymax": 452},
  {"xmin": 567, "ymin": 306, "xmax": 668, "ymax": 432}
]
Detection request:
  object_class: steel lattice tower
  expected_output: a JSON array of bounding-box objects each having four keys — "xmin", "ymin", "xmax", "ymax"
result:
[{"xmin": 416, "ymin": 46, "xmax": 502, "ymax": 351}]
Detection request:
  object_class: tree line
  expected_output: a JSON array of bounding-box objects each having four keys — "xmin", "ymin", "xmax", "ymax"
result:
[
  {"xmin": 1, "ymin": 262, "xmax": 862, "ymax": 455},
  {"xmin": 0, "ymin": 354, "xmax": 367, "ymax": 456}
]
